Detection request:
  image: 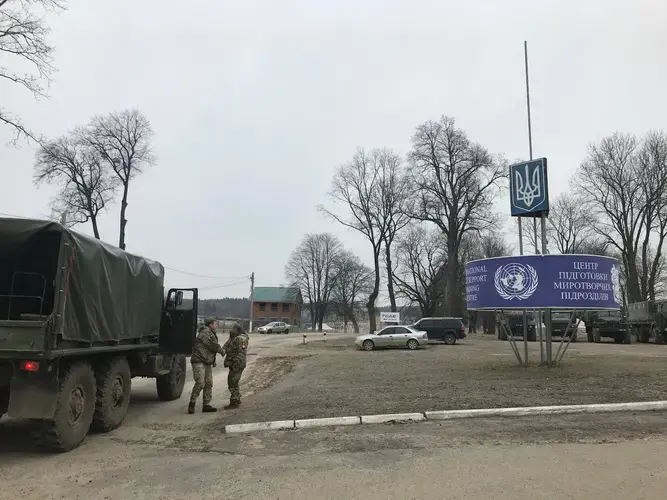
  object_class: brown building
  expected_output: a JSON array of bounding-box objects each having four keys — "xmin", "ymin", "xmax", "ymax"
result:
[{"xmin": 251, "ymin": 286, "xmax": 302, "ymax": 329}]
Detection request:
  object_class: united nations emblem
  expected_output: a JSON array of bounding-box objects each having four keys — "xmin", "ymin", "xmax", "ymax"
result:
[
  {"xmin": 494, "ymin": 262, "xmax": 539, "ymax": 300},
  {"xmin": 610, "ymin": 264, "xmax": 622, "ymax": 305}
]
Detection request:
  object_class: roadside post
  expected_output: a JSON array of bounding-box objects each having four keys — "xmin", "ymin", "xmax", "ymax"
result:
[{"xmin": 303, "ymin": 332, "xmax": 307, "ymax": 344}]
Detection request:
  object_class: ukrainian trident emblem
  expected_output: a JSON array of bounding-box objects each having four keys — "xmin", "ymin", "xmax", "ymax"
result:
[{"xmin": 514, "ymin": 164, "xmax": 542, "ymax": 209}]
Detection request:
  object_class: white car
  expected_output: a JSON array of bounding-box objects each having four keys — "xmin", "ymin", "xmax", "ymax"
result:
[
  {"xmin": 258, "ymin": 322, "xmax": 290, "ymax": 334},
  {"xmin": 355, "ymin": 325, "xmax": 428, "ymax": 351}
]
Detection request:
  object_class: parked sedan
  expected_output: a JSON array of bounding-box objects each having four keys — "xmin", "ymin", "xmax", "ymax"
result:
[
  {"xmin": 355, "ymin": 326, "xmax": 429, "ymax": 351},
  {"xmin": 257, "ymin": 321, "xmax": 290, "ymax": 334}
]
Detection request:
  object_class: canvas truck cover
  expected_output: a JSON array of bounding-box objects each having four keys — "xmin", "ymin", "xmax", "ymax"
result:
[{"xmin": 0, "ymin": 218, "xmax": 164, "ymax": 343}]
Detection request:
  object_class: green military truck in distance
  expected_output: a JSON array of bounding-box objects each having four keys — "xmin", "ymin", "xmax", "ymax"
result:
[
  {"xmin": 549, "ymin": 310, "xmax": 579, "ymax": 342},
  {"xmin": 0, "ymin": 218, "xmax": 198, "ymax": 452},
  {"xmin": 583, "ymin": 310, "xmax": 629, "ymax": 344},
  {"xmin": 626, "ymin": 300, "xmax": 667, "ymax": 344},
  {"xmin": 496, "ymin": 310, "xmax": 537, "ymax": 341}
]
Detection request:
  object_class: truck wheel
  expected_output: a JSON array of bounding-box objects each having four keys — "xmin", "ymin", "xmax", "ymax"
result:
[
  {"xmin": 623, "ymin": 330, "xmax": 632, "ymax": 344},
  {"xmin": 614, "ymin": 333, "xmax": 624, "ymax": 344},
  {"xmin": 156, "ymin": 354, "xmax": 187, "ymax": 402},
  {"xmin": 640, "ymin": 328, "xmax": 651, "ymax": 343},
  {"xmin": 593, "ymin": 329, "xmax": 601, "ymax": 343},
  {"xmin": 37, "ymin": 362, "xmax": 96, "ymax": 452},
  {"xmin": 586, "ymin": 328, "xmax": 593, "ymax": 343},
  {"xmin": 91, "ymin": 357, "xmax": 131, "ymax": 433},
  {"xmin": 570, "ymin": 332, "xmax": 578, "ymax": 343},
  {"xmin": 527, "ymin": 331, "xmax": 537, "ymax": 342},
  {"xmin": 654, "ymin": 328, "xmax": 664, "ymax": 345},
  {"xmin": 497, "ymin": 324, "xmax": 506, "ymax": 340}
]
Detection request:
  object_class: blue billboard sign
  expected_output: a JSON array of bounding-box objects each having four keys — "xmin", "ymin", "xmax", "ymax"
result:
[
  {"xmin": 465, "ymin": 254, "xmax": 621, "ymax": 310},
  {"xmin": 509, "ymin": 157, "xmax": 549, "ymax": 217}
]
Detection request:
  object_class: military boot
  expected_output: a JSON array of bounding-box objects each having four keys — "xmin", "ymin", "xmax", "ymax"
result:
[
  {"xmin": 188, "ymin": 402, "xmax": 195, "ymax": 414},
  {"xmin": 224, "ymin": 401, "xmax": 240, "ymax": 410},
  {"xmin": 202, "ymin": 404, "xmax": 218, "ymax": 413}
]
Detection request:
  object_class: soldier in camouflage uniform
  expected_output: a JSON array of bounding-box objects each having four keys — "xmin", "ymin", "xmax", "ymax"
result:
[
  {"xmin": 222, "ymin": 323, "xmax": 249, "ymax": 409},
  {"xmin": 188, "ymin": 317, "xmax": 225, "ymax": 414}
]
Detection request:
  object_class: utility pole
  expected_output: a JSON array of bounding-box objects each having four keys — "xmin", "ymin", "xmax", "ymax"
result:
[{"xmin": 248, "ymin": 272, "xmax": 255, "ymax": 332}]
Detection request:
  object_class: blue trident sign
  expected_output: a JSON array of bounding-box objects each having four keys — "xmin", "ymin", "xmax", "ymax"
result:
[{"xmin": 509, "ymin": 158, "xmax": 549, "ymax": 217}]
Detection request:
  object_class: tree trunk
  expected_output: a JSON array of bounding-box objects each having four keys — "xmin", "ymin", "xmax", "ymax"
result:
[
  {"xmin": 445, "ymin": 248, "xmax": 460, "ymax": 316},
  {"xmin": 350, "ymin": 313, "xmax": 360, "ymax": 334},
  {"xmin": 384, "ymin": 244, "xmax": 398, "ymax": 312},
  {"xmin": 118, "ymin": 182, "xmax": 129, "ymax": 250},
  {"xmin": 90, "ymin": 214, "xmax": 101, "ymax": 240},
  {"xmin": 367, "ymin": 251, "xmax": 381, "ymax": 334}
]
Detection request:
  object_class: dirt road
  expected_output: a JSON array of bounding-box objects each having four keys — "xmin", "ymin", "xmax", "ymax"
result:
[{"xmin": 3, "ymin": 412, "xmax": 667, "ymax": 499}]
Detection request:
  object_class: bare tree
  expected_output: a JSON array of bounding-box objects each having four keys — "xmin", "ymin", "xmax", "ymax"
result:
[
  {"xmin": 87, "ymin": 109, "xmax": 155, "ymax": 249},
  {"xmin": 392, "ymin": 225, "xmax": 447, "ymax": 316},
  {"xmin": 331, "ymin": 251, "xmax": 373, "ymax": 333},
  {"xmin": 407, "ymin": 116, "xmax": 505, "ymax": 316},
  {"xmin": 546, "ymin": 193, "xmax": 598, "ymax": 254},
  {"xmin": 637, "ymin": 131, "xmax": 667, "ymax": 301},
  {"xmin": 34, "ymin": 130, "xmax": 116, "ymax": 238},
  {"xmin": 0, "ymin": 0, "xmax": 65, "ymax": 142},
  {"xmin": 318, "ymin": 148, "xmax": 394, "ymax": 334},
  {"xmin": 285, "ymin": 233, "xmax": 342, "ymax": 332},
  {"xmin": 577, "ymin": 131, "xmax": 667, "ymax": 302},
  {"xmin": 377, "ymin": 151, "xmax": 410, "ymax": 313}
]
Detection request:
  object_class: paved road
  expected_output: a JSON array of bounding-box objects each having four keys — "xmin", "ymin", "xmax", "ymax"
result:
[{"xmin": 3, "ymin": 414, "xmax": 667, "ymax": 500}]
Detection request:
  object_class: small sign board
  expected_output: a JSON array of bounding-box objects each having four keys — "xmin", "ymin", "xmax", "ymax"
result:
[
  {"xmin": 509, "ymin": 157, "xmax": 549, "ymax": 217},
  {"xmin": 380, "ymin": 312, "xmax": 400, "ymax": 324}
]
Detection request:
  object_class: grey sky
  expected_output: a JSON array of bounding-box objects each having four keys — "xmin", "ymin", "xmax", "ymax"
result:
[{"xmin": 1, "ymin": 0, "xmax": 666, "ymax": 300}]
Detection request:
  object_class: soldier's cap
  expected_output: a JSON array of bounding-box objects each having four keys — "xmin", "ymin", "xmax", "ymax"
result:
[{"xmin": 204, "ymin": 317, "xmax": 217, "ymax": 327}]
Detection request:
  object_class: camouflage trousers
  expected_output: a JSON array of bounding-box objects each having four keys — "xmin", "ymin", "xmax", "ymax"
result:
[
  {"xmin": 190, "ymin": 362, "xmax": 213, "ymax": 405},
  {"xmin": 227, "ymin": 367, "xmax": 245, "ymax": 404}
]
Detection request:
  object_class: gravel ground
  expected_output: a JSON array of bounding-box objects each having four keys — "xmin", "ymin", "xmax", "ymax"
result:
[{"xmin": 212, "ymin": 334, "xmax": 667, "ymax": 425}]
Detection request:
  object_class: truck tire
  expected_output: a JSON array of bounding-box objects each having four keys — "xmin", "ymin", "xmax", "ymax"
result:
[
  {"xmin": 593, "ymin": 329, "xmax": 601, "ymax": 343},
  {"xmin": 37, "ymin": 362, "xmax": 96, "ymax": 452},
  {"xmin": 527, "ymin": 330, "xmax": 537, "ymax": 342},
  {"xmin": 623, "ymin": 330, "xmax": 632, "ymax": 344},
  {"xmin": 614, "ymin": 332, "xmax": 624, "ymax": 344},
  {"xmin": 570, "ymin": 332, "xmax": 578, "ymax": 343},
  {"xmin": 654, "ymin": 327, "xmax": 664, "ymax": 345},
  {"xmin": 640, "ymin": 327, "xmax": 651, "ymax": 343},
  {"xmin": 91, "ymin": 357, "xmax": 131, "ymax": 433},
  {"xmin": 497, "ymin": 324, "xmax": 506, "ymax": 340},
  {"xmin": 586, "ymin": 328, "xmax": 593, "ymax": 343},
  {"xmin": 156, "ymin": 354, "xmax": 187, "ymax": 402}
]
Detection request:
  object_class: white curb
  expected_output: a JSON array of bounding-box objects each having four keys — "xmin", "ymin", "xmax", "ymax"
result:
[
  {"xmin": 295, "ymin": 416, "xmax": 361, "ymax": 429},
  {"xmin": 425, "ymin": 401, "xmax": 667, "ymax": 420},
  {"xmin": 225, "ymin": 419, "xmax": 295, "ymax": 434},
  {"xmin": 361, "ymin": 412, "xmax": 425, "ymax": 424},
  {"xmin": 223, "ymin": 400, "xmax": 667, "ymax": 435}
]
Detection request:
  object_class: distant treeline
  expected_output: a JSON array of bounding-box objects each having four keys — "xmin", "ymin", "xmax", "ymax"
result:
[{"xmin": 198, "ymin": 298, "xmax": 251, "ymax": 318}]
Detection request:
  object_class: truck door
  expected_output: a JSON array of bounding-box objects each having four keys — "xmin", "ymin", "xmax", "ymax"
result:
[{"xmin": 159, "ymin": 288, "xmax": 198, "ymax": 354}]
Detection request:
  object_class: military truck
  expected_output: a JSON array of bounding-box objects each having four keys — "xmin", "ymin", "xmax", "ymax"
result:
[
  {"xmin": 583, "ymin": 310, "xmax": 629, "ymax": 343},
  {"xmin": 0, "ymin": 218, "xmax": 198, "ymax": 451},
  {"xmin": 549, "ymin": 310, "xmax": 578, "ymax": 342},
  {"xmin": 626, "ymin": 300, "xmax": 667, "ymax": 344},
  {"xmin": 496, "ymin": 311, "xmax": 537, "ymax": 341}
]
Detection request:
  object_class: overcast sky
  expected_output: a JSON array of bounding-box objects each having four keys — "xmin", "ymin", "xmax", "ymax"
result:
[{"xmin": 1, "ymin": 0, "xmax": 666, "ymax": 300}]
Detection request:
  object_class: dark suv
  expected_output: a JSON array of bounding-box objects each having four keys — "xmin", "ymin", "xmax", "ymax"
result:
[{"xmin": 411, "ymin": 317, "xmax": 466, "ymax": 345}]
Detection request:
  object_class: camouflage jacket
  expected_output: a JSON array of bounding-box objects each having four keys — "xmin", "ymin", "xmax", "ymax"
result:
[
  {"xmin": 223, "ymin": 333, "xmax": 249, "ymax": 370},
  {"xmin": 191, "ymin": 325, "xmax": 225, "ymax": 365}
]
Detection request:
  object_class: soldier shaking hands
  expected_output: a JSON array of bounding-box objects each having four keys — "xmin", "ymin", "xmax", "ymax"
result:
[
  {"xmin": 188, "ymin": 317, "xmax": 225, "ymax": 414},
  {"xmin": 222, "ymin": 323, "xmax": 249, "ymax": 410}
]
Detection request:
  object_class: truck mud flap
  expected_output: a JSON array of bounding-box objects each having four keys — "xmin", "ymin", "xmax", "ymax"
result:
[{"xmin": 8, "ymin": 370, "xmax": 59, "ymax": 419}]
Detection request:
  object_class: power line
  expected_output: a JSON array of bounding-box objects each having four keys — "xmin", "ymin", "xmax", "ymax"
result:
[
  {"xmin": 198, "ymin": 279, "xmax": 249, "ymax": 291},
  {"xmin": 163, "ymin": 266, "xmax": 248, "ymax": 280}
]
